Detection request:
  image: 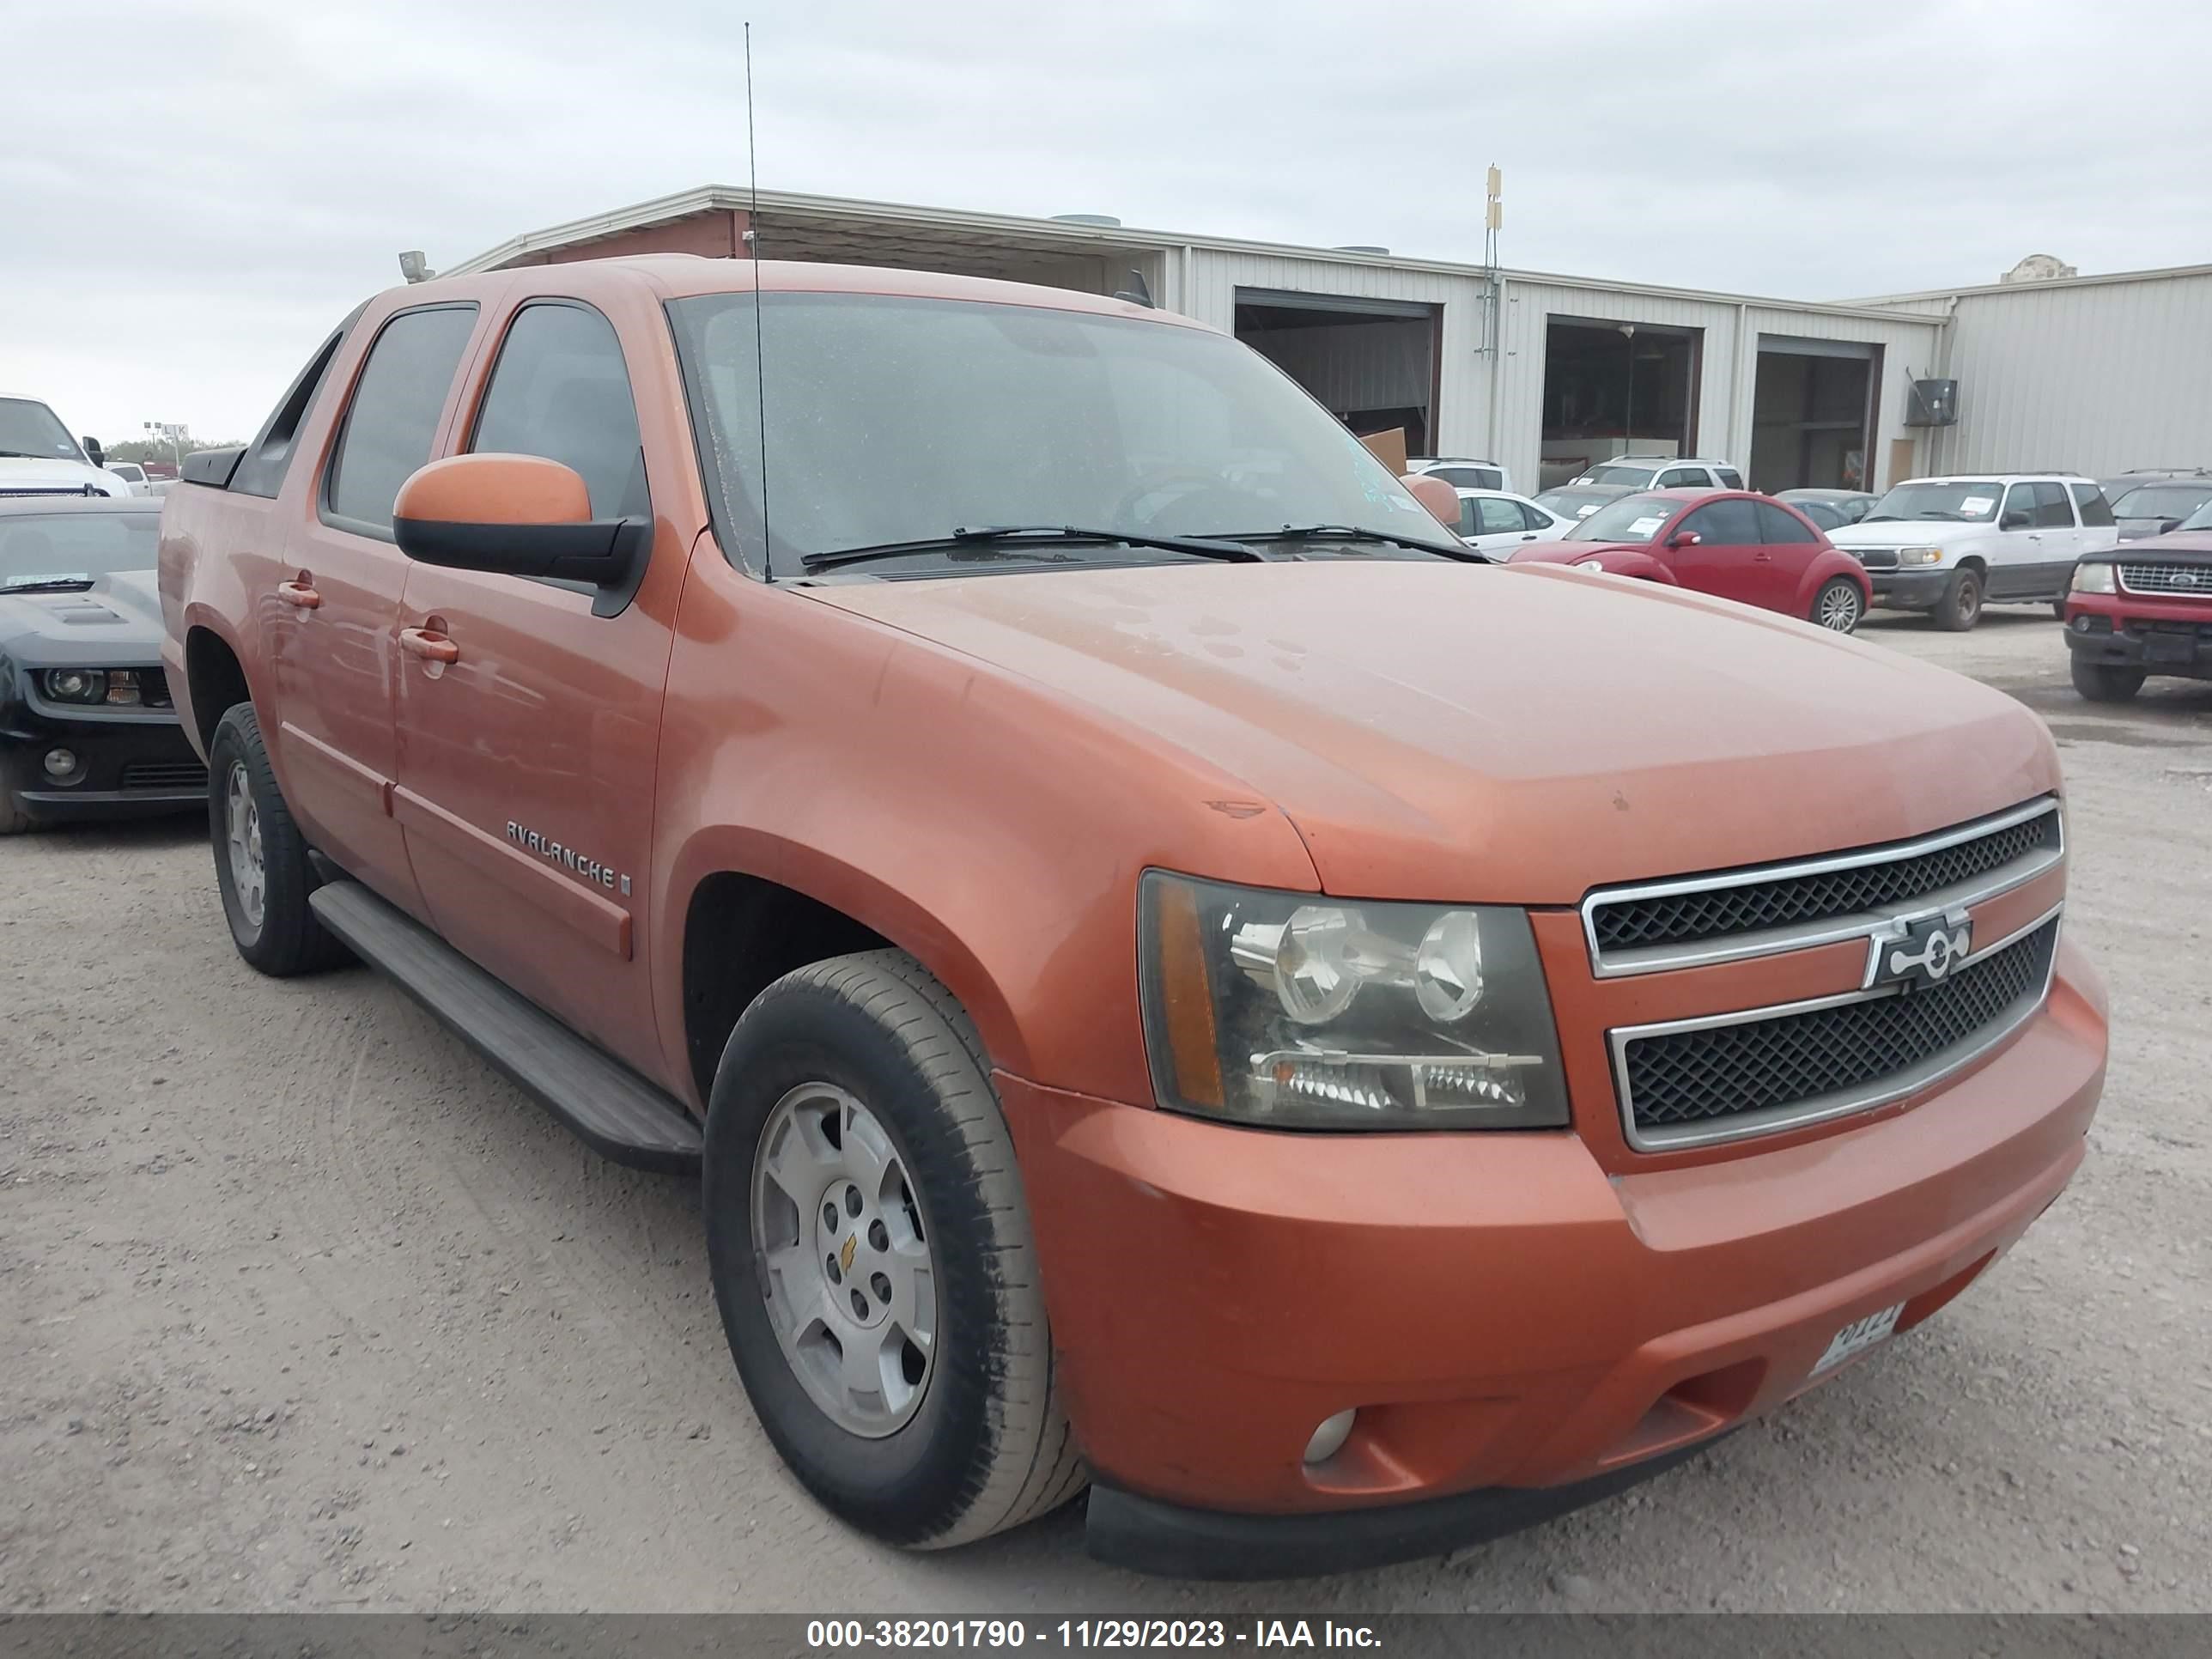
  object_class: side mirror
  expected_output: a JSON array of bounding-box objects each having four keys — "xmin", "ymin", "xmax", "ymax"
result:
[
  {"xmin": 2000, "ymin": 509, "xmax": 2032, "ymax": 529},
  {"xmin": 393, "ymin": 453, "xmax": 648, "ymax": 618},
  {"xmin": 1400, "ymin": 471, "xmax": 1462, "ymax": 530},
  {"xmin": 1668, "ymin": 530, "xmax": 1701, "ymax": 548},
  {"xmin": 82, "ymin": 436, "xmax": 105, "ymax": 466}
]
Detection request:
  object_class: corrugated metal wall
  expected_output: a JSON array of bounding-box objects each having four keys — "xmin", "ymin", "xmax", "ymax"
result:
[
  {"xmin": 1243, "ymin": 319, "xmax": 1433, "ymax": 415},
  {"xmin": 1928, "ymin": 274, "xmax": 2212, "ymax": 477}
]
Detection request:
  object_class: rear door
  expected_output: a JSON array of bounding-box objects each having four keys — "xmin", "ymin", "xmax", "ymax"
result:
[
  {"xmin": 270, "ymin": 301, "xmax": 481, "ymax": 908},
  {"xmin": 1662, "ymin": 496, "xmax": 1768, "ymax": 605},
  {"xmin": 1466, "ymin": 494, "xmax": 1546, "ymax": 556},
  {"xmin": 390, "ymin": 295, "xmax": 678, "ymax": 1072}
]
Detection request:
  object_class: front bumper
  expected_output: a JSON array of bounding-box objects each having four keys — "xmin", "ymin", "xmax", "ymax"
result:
[
  {"xmin": 4, "ymin": 706, "xmax": 206, "ymax": 823},
  {"xmin": 1005, "ymin": 939, "xmax": 2105, "ymax": 1577},
  {"xmin": 1863, "ymin": 568, "xmax": 1951, "ymax": 608},
  {"xmin": 2063, "ymin": 593, "xmax": 2212, "ymax": 678}
]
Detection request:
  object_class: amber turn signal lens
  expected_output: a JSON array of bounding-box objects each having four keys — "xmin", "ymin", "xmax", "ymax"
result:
[{"xmin": 1149, "ymin": 875, "xmax": 1225, "ymax": 1110}]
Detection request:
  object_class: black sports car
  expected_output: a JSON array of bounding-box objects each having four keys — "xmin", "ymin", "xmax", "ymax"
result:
[{"xmin": 1, "ymin": 496, "xmax": 205, "ymax": 832}]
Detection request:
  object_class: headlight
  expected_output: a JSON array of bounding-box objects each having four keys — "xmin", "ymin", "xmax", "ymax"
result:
[
  {"xmin": 1138, "ymin": 872, "xmax": 1569, "ymax": 1131},
  {"xmin": 40, "ymin": 668, "xmax": 106, "ymax": 703},
  {"xmin": 1574, "ymin": 559, "xmax": 1607, "ymax": 572},
  {"xmin": 2071, "ymin": 562, "xmax": 2117, "ymax": 593},
  {"xmin": 1896, "ymin": 546, "xmax": 1943, "ymax": 566}
]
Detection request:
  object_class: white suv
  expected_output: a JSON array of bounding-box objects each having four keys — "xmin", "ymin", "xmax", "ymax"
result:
[
  {"xmin": 1407, "ymin": 456, "xmax": 1512, "ymax": 494},
  {"xmin": 1827, "ymin": 474, "xmax": 2120, "ymax": 629},
  {"xmin": 1567, "ymin": 454, "xmax": 1745, "ymax": 491}
]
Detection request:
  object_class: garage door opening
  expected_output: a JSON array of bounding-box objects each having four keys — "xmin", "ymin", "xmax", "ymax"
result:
[
  {"xmin": 1539, "ymin": 319, "xmax": 1701, "ymax": 489},
  {"xmin": 1234, "ymin": 290, "xmax": 1440, "ymax": 456},
  {"xmin": 1750, "ymin": 337, "xmax": 1881, "ymax": 492}
]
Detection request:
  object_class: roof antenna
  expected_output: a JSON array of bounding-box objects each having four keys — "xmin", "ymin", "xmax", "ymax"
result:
[
  {"xmin": 744, "ymin": 21, "xmax": 771, "ymax": 563},
  {"xmin": 1115, "ymin": 267, "xmax": 1155, "ymax": 308}
]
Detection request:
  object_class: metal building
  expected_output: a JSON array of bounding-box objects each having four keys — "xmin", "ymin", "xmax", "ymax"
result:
[{"xmin": 446, "ymin": 186, "xmax": 2209, "ymax": 496}]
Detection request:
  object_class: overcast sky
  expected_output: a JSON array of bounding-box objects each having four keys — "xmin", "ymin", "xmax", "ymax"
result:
[{"xmin": 11, "ymin": 0, "xmax": 2207, "ymax": 444}]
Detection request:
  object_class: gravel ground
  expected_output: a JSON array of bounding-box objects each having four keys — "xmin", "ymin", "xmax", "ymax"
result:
[{"xmin": 3, "ymin": 607, "xmax": 2208, "ymax": 1615}]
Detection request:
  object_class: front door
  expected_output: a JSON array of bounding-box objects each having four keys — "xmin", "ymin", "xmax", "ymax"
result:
[
  {"xmin": 1664, "ymin": 496, "xmax": 1768, "ymax": 606},
  {"xmin": 390, "ymin": 299, "xmax": 677, "ymax": 1073},
  {"xmin": 1753, "ymin": 499, "xmax": 1829, "ymax": 616},
  {"xmin": 1987, "ymin": 481, "xmax": 2052, "ymax": 599},
  {"xmin": 269, "ymin": 301, "xmax": 481, "ymax": 911}
]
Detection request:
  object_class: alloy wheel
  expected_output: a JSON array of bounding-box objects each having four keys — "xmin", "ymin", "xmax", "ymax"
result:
[
  {"xmin": 750, "ymin": 1082, "xmax": 937, "ymax": 1437},
  {"xmin": 223, "ymin": 762, "xmax": 265, "ymax": 931}
]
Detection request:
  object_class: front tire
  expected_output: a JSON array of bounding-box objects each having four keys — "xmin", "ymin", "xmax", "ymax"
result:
[
  {"xmin": 703, "ymin": 951, "xmax": 1083, "ymax": 1549},
  {"xmin": 1812, "ymin": 577, "xmax": 1864, "ymax": 633},
  {"xmin": 1934, "ymin": 568, "xmax": 1984, "ymax": 631},
  {"xmin": 2071, "ymin": 658, "xmax": 2146, "ymax": 702},
  {"xmin": 207, "ymin": 703, "xmax": 350, "ymax": 975}
]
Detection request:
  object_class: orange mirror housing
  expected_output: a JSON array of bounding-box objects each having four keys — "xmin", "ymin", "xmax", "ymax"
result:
[
  {"xmin": 393, "ymin": 453, "xmax": 592, "ymax": 528},
  {"xmin": 1401, "ymin": 472, "xmax": 1462, "ymax": 531}
]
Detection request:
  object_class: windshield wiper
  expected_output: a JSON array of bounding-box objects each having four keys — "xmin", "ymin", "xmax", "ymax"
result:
[
  {"xmin": 1, "ymin": 576, "xmax": 96, "ymax": 594},
  {"xmin": 799, "ymin": 525, "xmax": 1265, "ymax": 573},
  {"xmin": 1203, "ymin": 523, "xmax": 1484, "ymax": 562}
]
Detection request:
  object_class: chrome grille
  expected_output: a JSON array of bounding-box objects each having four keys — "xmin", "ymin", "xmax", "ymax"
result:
[
  {"xmin": 1584, "ymin": 800, "xmax": 2061, "ymax": 972},
  {"xmin": 120, "ymin": 760, "xmax": 208, "ymax": 791},
  {"xmin": 2117, "ymin": 561, "xmax": 2212, "ymax": 598},
  {"xmin": 1849, "ymin": 547, "xmax": 1900, "ymax": 569},
  {"xmin": 1615, "ymin": 917, "xmax": 2060, "ymax": 1149}
]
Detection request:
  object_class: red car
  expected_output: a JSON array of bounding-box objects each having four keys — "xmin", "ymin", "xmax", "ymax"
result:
[{"xmin": 1510, "ymin": 489, "xmax": 1873, "ymax": 632}]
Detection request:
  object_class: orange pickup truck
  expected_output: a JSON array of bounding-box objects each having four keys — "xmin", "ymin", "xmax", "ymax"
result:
[{"xmin": 160, "ymin": 256, "xmax": 2106, "ymax": 1577}]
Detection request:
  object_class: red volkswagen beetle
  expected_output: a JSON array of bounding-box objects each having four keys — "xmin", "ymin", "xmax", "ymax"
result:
[{"xmin": 1509, "ymin": 489, "xmax": 1873, "ymax": 632}]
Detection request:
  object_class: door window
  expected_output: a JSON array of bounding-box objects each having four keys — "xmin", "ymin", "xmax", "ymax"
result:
[
  {"xmin": 1475, "ymin": 497, "xmax": 1527, "ymax": 535},
  {"xmin": 2071, "ymin": 483, "xmax": 2116, "ymax": 527},
  {"xmin": 1998, "ymin": 483, "xmax": 2039, "ymax": 528},
  {"xmin": 323, "ymin": 305, "xmax": 479, "ymax": 536},
  {"xmin": 469, "ymin": 301, "xmax": 649, "ymax": 518},
  {"xmin": 1516, "ymin": 501, "xmax": 1553, "ymax": 531},
  {"xmin": 1658, "ymin": 467, "xmax": 1707, "ymax": 489},
  {"xmin": 1678, "ymin": 498, "xmax": 1763, "ymax": 546},
  {"xmin": 1755, "ymin": 501, "xmax": 1820, "ymax": 544},
  {"xmin": 2031, "ymin": 481, "xmax": 2075, "ymax": 527}
]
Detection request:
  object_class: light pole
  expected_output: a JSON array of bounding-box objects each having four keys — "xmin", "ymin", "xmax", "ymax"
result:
[{"xmin": 1617, "ymin": 324, "xmax": 1637, "ymax": 456}]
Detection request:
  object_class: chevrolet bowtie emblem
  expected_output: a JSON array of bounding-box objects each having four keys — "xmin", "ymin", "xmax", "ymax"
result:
[{"xmin": 1880, "ymin": 912, "xmax": 1972, "ymax": 988}]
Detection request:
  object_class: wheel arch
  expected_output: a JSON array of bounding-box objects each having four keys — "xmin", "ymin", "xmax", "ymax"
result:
[
  {"xmin": 665, "ymin": 830, "xmax": 1031, "ymax": 1108},
  {"xmin": 182, "ymin": 621, "xmax": 256, "ymax": 760}
]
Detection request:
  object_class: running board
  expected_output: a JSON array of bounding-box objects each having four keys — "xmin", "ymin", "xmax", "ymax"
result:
[{"xmin": 308, "ymin": 881, "xmax": 704, "ymax": 1174}]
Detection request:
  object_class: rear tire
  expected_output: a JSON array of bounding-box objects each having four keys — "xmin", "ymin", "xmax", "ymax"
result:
[
  {"xmin": 703, "ymin": 950, "xmax": 1083, "ymax": 1549},
  {"xmin": 1934, "ymin": 568, "xmax": 1984, "ymax": 631},
  {"xmin": 208, "ymin": 703, "xmax": 351, "ymax": 975},
  {"xmin": 2071, "ymin": 658, "xmax": 2145, "ymax": 703},
  {"xmin": 1812, "ymin": 577, "xmax": 1864, "ymax": 633}
]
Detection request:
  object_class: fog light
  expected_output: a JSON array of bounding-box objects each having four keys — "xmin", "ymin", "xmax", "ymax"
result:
[
  {"xmin": 1303, "ymin": 1408, "xmax": 1357, "ymax": 1465},
  {"xmin": 43, "ymin": 748, "xmax": 82, "ymax": 781}
]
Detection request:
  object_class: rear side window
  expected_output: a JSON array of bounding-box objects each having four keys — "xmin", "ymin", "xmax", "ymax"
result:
[
  {"xmin": 323, "ymin": 305, "xmax": 478, "ymax": 537},
  {"xmin": 1680, "ymin": 498, "xmax": 1764, "ymax": 545},
  {"xmin": 2032, "ymin": 481, "xmax": 2075, "ymax": 528},
  {"xmin": 2071, "ymin": 483, "xmax": 2115, "ymax": 527},
  {"xmin": 1716, "ymin": 467, "xmax": 1745, "ymax": 489},
  {"xmin": 231, "ymin": 307, "xmax": 364, "ymax": 499},
  {"xmin": 1658, "ymin": 467, "xmax": 1706, "ymax": 489},
  {"xmin": 1756, "ymin": 501, "xmax": 1820, "ymax": 543},
  {"xmin": 469, "ymin": 301, "xmax": 648, "ymax": 519}
]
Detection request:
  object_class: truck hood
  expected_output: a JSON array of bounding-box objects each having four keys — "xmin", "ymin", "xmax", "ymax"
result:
[
  {"xmin": 805, "ymin": 561, "xmax": 2060, "ymax": 903},
  {"xmin": 0, "ymin": 568, "xmax": 167, "ymax": 663},
  {"xmin": 1827, "ymin": 520, "xmax": 1992, "ymax": 549},
  {"xmin": 0, "ymin": 456, "xmax": 128, "ymax": 499}
]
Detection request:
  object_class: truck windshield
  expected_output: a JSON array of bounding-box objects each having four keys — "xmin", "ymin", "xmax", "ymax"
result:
[
  {"xmin": 667, "ymin": 291, "xmax": 1449, "ymax": 578},
  {"xmin": 0, "ymin": 509, "xmax": 159, "ymax": 584},
  {"xmin": 1567, "ymin": 493, "xmax": 1676, "ymax": 543},
  {"xmin": 1862, "ymin": 482, "xmax": 2005, "ymax": 524},
  {"xmin": 0, "ymin": 398, "xmax": 86, "ymax": 463}
]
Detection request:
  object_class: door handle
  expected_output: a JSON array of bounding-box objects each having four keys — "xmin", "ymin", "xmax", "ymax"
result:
[
  {"xmin": 1753, "ymin": 550, "xmax": 1774, "ymax": 562},
  {"xmin": 1520, "ymin": 533, "xmax": 1538, "ymax": 541},
  {"xmin": 276, "ymin": 579, "xmax": 321, "ymax": 609},
  {"xmin": 398, "ymin": 626, "xmax": 459, "ymax": 665}
]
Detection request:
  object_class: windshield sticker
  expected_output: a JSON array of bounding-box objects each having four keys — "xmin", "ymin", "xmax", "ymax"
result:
[
  {"xmin": 1628, "ymin": 516, "xmax": 1666, "ymax": 535},
  {"xmin": 1960, "ymin": 495, "xmax": 1994, "ymax": 515}
]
